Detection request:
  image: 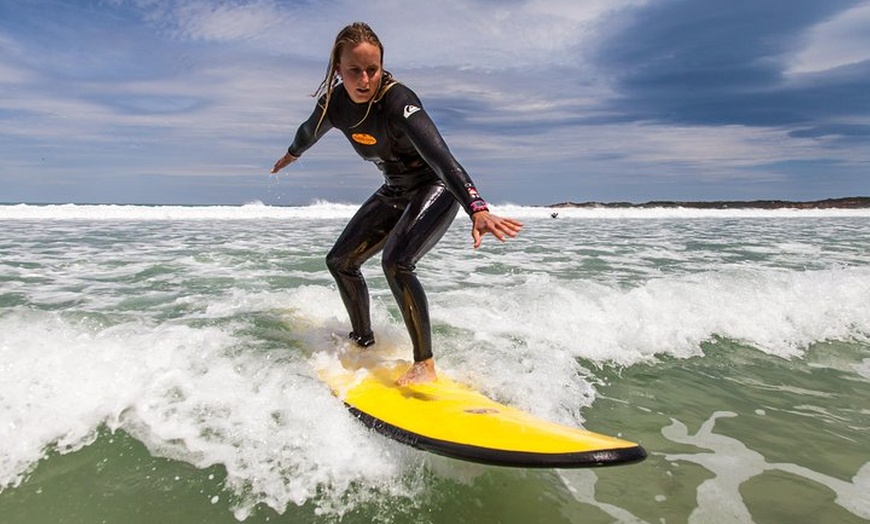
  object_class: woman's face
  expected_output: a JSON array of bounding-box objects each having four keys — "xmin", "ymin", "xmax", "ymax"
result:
[{"xmin": 337, "ymin": 42, "xmax": 383, "ymax": 104}]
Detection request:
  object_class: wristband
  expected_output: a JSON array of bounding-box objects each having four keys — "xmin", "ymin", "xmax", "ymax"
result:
[{"xmin": 470, "ymin": 200, "xmax": 489, "ymax": 213}]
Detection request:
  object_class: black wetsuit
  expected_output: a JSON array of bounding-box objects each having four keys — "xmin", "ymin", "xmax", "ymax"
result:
[{"xmin": 286, "ymin": 80, "xmax": 488, "ymax": 362}]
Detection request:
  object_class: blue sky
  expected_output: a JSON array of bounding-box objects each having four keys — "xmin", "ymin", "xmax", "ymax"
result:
[{"xmin": 1, "ymin": 0, "xmax": 868, "ymax": 206}]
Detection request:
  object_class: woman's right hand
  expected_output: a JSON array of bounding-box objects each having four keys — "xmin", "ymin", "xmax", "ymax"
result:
[
  {"xmin": 470, "ymin": 210, "xmax": 523, "ymax": 249},
  {"xmin": 271, "ymin": 152, "xmax": 298, "ymax": 174}
]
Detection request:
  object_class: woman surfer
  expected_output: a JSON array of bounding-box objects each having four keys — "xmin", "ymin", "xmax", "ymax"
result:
[{"xmin": 271, "ymin": 22, "xmax": 522, "ymax": 385}]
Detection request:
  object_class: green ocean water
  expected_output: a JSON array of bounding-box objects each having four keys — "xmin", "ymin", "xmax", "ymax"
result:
[
  {"xmin": 3, "ymin": 340, "xmax": 868, "ymax": 523},
  {"xmin": 1, "ymin": 205, "xmax": 868, "ymax": 523}
]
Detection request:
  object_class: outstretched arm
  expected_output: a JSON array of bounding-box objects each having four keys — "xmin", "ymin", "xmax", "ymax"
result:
[{"xmin": 270, "ymin": 97, "xmax": 332, "ymax": 174}]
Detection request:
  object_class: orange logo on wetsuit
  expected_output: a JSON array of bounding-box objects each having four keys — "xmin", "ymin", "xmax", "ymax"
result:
[{"xmin": 352, "ymin": 133, "xmax": 377, "ymax": 145}]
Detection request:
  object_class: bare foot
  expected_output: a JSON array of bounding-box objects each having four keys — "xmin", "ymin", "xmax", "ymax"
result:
[{"xmin": 395, "ymin": 358, "xmax": 437, "ymax": 386}]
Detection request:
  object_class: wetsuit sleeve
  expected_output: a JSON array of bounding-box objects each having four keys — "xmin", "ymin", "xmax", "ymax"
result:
[
  {"xmin": 287, "ymin": 98, "xmax": 333, "ymax": 157},
  {"xmin": 391, "ymin": 88, "xmax": 489, "ymax": 216}
]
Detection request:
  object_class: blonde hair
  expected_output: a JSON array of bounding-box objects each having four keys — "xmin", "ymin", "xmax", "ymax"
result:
[{"xmin": 313, "ymin": 22, "xmax": 395, "ymax": 130}]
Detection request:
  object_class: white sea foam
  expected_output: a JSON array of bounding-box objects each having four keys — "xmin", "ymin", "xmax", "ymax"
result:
[
  {"xmin": 0, "ymin": 301, "xmax": 412, "ymax": 518},
  {"xmin": 0, "ymin": 201, "xmax": 360, "ymax": 221},
  {"xmin": 2, "ymin": 201, "xmax": 870, "ymax": 221}
]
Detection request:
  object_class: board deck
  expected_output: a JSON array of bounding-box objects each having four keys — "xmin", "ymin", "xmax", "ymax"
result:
[{"xmin": 319, "ymin": 356, "xmax": 646, "ymax": 468}]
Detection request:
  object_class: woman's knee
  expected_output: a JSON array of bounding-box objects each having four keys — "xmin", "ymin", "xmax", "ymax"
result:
[
  {"xmin": 381, "ymin": 250, "xmax": 415, "ymax": 281},
  {"xmin": 326, "ymin": 248, "xmax": 355, "ymax": 276}
]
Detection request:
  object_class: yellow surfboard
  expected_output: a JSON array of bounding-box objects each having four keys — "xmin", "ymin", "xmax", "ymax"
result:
[{"xmin": 319, "ymin": 357, "xmax": 646, "ymax": 468}]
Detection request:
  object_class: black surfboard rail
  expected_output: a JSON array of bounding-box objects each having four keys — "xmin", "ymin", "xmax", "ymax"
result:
[{"xmin": 347, "ymin": 404, "xmax": 647, "ymax": 468}]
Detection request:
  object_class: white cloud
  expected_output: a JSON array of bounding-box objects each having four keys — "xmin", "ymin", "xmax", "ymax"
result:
[
  {"xmin": 374, "ymin": 0, "xmax": 649, "ymax": 69},
  {"xmin": 173, "ymin": 1, "xmax": 285, "ymax": 42},
  {"xmin": 134, "ymin": 0, "xmax": 648, "ymax": 69},
  {"xmin": 787, "ymin": 2, "xmax": 870, "ymax": 74},
  {"xmin": 0, "ymin": 62, "xmax": 31, "ymax": 84}
]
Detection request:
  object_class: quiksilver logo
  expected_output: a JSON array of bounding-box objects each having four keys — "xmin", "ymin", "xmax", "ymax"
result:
[
  {"xmin": 403, "ymin": 104, "xmax": 421, "ymax": 118},
  {"xmin": 351, "ymin": 133, "xmax": 377, "ymax": 145}
]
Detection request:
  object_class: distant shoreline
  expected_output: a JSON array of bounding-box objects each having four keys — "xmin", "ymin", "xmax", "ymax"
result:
[
  {"xmin": 3, "ymin": 196, "xmax": 869, "ymax": 210},
  {"xmin": 548, "ymin": 196, "xmax": 870, "ymax": 210}
]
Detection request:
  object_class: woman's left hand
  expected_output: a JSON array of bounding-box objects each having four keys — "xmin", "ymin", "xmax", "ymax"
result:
[{"xmin": 471, "ymin": 211, "xmax": 523, "ymax": 249}]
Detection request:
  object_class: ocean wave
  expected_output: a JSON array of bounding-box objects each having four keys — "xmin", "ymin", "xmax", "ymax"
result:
[{"xmin": 2, "ymin": 201, "xmax": 870, "ymax": 221}]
